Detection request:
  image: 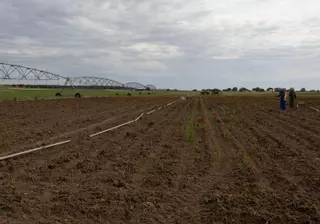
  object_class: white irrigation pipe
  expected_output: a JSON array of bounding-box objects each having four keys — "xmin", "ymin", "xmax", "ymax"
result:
[
  {"xmin": 310, "ymin": 107, "xmax": 320, "ymax": 112},
  {"xmin": 90, "ymin": 113, "xmax": 144, "ymax": 138},
  {"xmin": 135, "ymin": 113, "xmax": 144, "ymax": 121},
  {"xmin": 166, "ymin": 100, "xmax": 179, "ymax": 107},
  {"xmin": 0, "ymin": 140, "xmax": 71, "ymax": 161},
  {"xmin": 89, "ymin": 120, "xmax": 135, "ymax": 138},
  {"xmin": 146, "ymin": 109, "xmax": 156, "ymax": 115},
  {"xmin": 90, "ymin": 99, "xmax": 181, "ymax": 138},
  {"xmin": 297, "ymin": 103, "xmax": 319, "ymax": 112}
]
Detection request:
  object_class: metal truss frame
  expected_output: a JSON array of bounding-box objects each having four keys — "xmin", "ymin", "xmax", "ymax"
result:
[
  {"xmin": 145, "ymin": 84, "xmax": 156, "ymax": 90},
  {"xmin": 0, "ymin": 62, "xmax": 62, "ymax": 80},
  {"xmin": 124, "ymin": 82, "xmax": 148, "ymax": 90},
  {"xmin": 0, "ymin": 62, "xmax": 156, "ymax": 89},
  {"xmin": 67, "ymin": 76, "xmax": 123, "ymax": 87}
]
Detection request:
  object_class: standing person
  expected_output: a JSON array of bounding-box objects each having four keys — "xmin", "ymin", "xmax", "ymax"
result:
[
  {"xmin": 279, "ymin": 89, "xmax": 287, "ymax": 112},
  {"xmin": 289, "ymin": 88, "xmax": 297, "ymax": 108}
]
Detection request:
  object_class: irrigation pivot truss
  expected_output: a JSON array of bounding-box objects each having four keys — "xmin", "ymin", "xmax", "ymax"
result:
[
  {"xmin": 0, "ymin": 62, "xmax": 155, "ymax": 89},
  {"xmin": 123, "ymin": 83, "xmax": 157, "ymax": 90},
  {"xmin": 145, "ymin": 84, "xmax": 156, "ymax": 90},
  {"xmin": 124, "ymin": 82, "xmax": 149, "ymax": 90},
  {"xmin": 67, "ymin": 76, "xmax": 123, "ymax": 87},
  {"xmin": 0, "ymin": 62, "xmax": 62, "ymax": 81}
]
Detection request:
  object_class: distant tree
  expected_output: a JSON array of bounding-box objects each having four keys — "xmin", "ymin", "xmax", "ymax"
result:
[
  {"xmin": 146, "ymin": 87, "xmax": 151, "ymax": 91},
  {"xmin": 300, "ymin": 88, "xmax": 306, "ymax": 92},
  {"xmin": 232, "ymin": 87, "xmax": 238, "ymax": 92},
  {"xmin": 252, "ymin": 87, "xmax": 266, "ymax": 92},
  {"xmin": 166, "ymin": 89, "xmax": 170, "ymax": 91},
  {"xmin": 239, "ymin": 87, "xmax": 248, "ymax": 92},
  {"xmin": 274, "ymin": 88, "xmax": 281, "ymax": 92},
  {"xmin": 192, "ymin": 89, "xmax": 197, "ymax": 91},
  {"xmin": 210, "ymin": 89, "xmax": 221, "ymax": 95},
  {"xmin": 267, "ymin": 88, "xmax": 274, "ymax": 92},
  {"xmin": 201, "ymin": 91, "xmax": 210, "ymax": 95},
  {"xmin": 252, "ymin": 87, "xmax": 259, "ymax": 92}
]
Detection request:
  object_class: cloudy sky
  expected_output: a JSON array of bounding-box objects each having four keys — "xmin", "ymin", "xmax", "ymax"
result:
[{"xmin": 1, "ymin": 0, "xmax": 320, "ymax": 90}]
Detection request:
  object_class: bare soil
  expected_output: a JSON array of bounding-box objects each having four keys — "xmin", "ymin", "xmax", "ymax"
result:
[
  {"xmin": 0, "ymin": 96, "xmax": 319, "ymax": 223},
  {"xmin": 0, "ymin": 97, "xmax": 171, "ymax": 154}
]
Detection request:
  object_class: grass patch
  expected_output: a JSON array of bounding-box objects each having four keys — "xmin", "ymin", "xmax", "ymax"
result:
[
  {"xmin": 213, "ymin": 150, "xmax": 221, "ymax": 160},
  {"xmin": 207, "ymin": 111, "xmax": 214, "ymax": 121},
  {"xmin": 195, "ymin": 123, "xmax": 205, "ymax": 131},
  {"xmin": 0, "ymin": 86, "xmax": 199, "ymax": 101},
  {"xmin": 184, "ymin": 115, "xmax": 204, "ymax": 143},
  {"xmin": 239, "ymin": 154, "xmax": 250, "ymax": 168},
  {"xmin": 221, "ymin": 126, "xmax": 229, "ymax": 138},
  {"xmin": 185, "ymin": 115, "xmax": 196, "ymax": 142}
]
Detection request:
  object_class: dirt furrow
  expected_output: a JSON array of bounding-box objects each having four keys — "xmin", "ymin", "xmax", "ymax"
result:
[
  {"xmin": 228, "ymin": 99, "xmax": 320, "ymax": 159},
  {"xmin": 0, "ymin": 97, "xmax": 175, "ymax": 154},
  {"xmin": 253, "ymin": 98, "xmax": 320, "ymax": 127},
  {"xmin": 0, "ymin": 99, "xmax": 190, "ymax": 223},
  {"xmin": 221, "ymin": 100, "xmax": 319, "ymax": 182},
  {"xmin": 241, "ymin": 104, "xmax": 320, "ymax": 162},
  {"xmin": 256, "ymin": 104, "xmax": 320, "ymax": 140},
  {"xmin": 119, "ymin": 97, "xmax": 221, "ymax": 223},
  {"xmin": 210, "ymin": 99, "xmax": 320, "ymax": 223},
  {"xmin": 1, "ymin": 95, "xmax": 320, "ymax": 224},
  {"xmin": 199, "ymin": 98, "xmax": 278, "ymax": 223}
]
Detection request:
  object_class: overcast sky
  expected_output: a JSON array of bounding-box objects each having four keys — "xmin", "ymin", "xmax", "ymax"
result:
[{"xmin": 1, "ymin": 0, "xmax": 320, "ymax": 90}]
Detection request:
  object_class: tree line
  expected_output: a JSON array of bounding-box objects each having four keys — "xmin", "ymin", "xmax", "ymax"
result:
[{"xmin": 193, "ymin": 87, "xmax": 319, "ymax": 93}]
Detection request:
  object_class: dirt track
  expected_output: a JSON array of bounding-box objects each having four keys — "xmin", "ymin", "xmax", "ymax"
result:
[{"xmin": 1, "ymin": 96, "xmax": 320, "ymax": 223}]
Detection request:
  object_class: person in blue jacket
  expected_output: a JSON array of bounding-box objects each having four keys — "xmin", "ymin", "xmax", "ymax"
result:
[{"xmin": 279, "ymin": 89, "xmax": 287, "ymax": 111}]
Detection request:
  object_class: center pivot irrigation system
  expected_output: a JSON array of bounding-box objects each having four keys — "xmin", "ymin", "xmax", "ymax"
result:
[{"xmin": 0, "ymin": 62, "xmax": 156, "ymax": 98}]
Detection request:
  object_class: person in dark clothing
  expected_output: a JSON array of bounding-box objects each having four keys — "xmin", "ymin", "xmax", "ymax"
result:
[
  {"xmin": 279, "ymin": 89, "xmax": 286, "ymax": 111},
  {"xmin": 289, "ymin": 88, "xmax": 297, "ymax": 108}
]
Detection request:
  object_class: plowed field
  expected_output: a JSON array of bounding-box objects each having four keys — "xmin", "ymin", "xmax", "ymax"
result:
[{"xmin": 1, "ymin": 96, "xmax": 320, "ymax": 223}]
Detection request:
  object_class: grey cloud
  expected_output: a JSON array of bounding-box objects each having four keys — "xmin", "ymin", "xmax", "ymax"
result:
[{"xmin": 1, "ymin": 0, "xmax": 320, "ymax": 89}]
